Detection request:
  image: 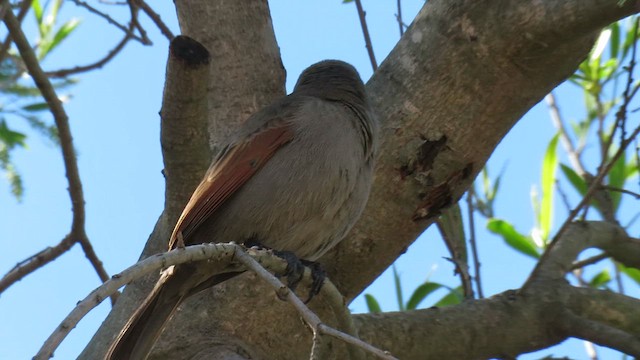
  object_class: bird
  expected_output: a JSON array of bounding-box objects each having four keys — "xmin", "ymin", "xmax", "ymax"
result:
[{"xmin": 106, "ymin": 60, "xmax": 378, "ymax": 360}]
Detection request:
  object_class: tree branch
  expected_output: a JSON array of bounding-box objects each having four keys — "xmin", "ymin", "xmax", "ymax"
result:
[
  {"xmin": 70, "ymin": 0, "xmax": 148, "ymax": 44},
  {"xmin": 353, "ymin": 281, "xmax": 640, "ymax": 359},
  {"xmin": 1, "ymin": 5, "xmax": 114, "ymax": 302},
  {"xmin": 354, "ymin": 0, "xmax": 377, "ymax": 71},
  {"xmin": 527, "ymin": 221, "xmax": 640, "ymax": 283},
  {"xmin": 135, "ymin": 0, "xmax": 175, "ymax": 41},
  {"xmin": 160, "ymin": 35, "xmax": 211, "ymax": 229},
  {"xmin": 37, "ymin": 243, "xmax": 393, "ymax": 360}
]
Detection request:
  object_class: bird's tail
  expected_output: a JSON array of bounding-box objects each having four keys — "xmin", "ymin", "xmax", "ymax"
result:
[
  {"xmin": 105, "ymin": 266, "xmax": 188, "ymax": 360},
  {"xmin": 105, "ymin": 266, "xmax": 243, "ymax": 360}
]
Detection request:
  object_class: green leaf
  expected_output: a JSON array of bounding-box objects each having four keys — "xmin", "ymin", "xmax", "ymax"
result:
[
  {"xmin": 438, "ymin": 203, "xmax": 467, "ymax": 264},
  {"xmin": 21, "ymin": 102, "xmax": 49, "ymax": 112},
  {"xmin": 32, "ymin": 0, "xmax": 44, "ymax": 25},
  {"xmin": 590, "ymin": 28, "xmax": 611, "ymax": 62},
  {"xmin": 0, "ymin": 121, "xmax": 27, "ymax": 148},
  {"xmin": 392, "ymin": 265, "xmax": 404, "ymax": 311},
  {"xmin": 540, "ymin": 134, "xmax": 559, "ymax": 242},
  {"xmin": 433, "ymin": 286, "xmax": 463, "ymax": 307},
  {"xmin": 598, "ymin": 58, "xmax": 618, "ymax": 82},
  {"xmin": 610, "ymin": 22, "xmax": 620, "ymax": 59},
  {"xmin": 622, "ymin": 17, "xmax": 639, "ymax": 60},
  {"xmin": 588, "ymin": 269, "xmax": 611, "ymax": 288},
  {"xmin": 38, "ymin": 19, "xmax": 81, "ymax": 60},
  {"xmin": 625, "ymin": 154, "xmax": 639, "ymax": 179},
  {"xmin": 50, "ymin": 0, "xmax": 63, "ymax": 24},
  {"xmin": 608, "ymin": 150, "xmax": 626, "ymax": 212},
  {"xmin": 487, "ymin": 218, "xmax": 540, "ymax": 259},
  {"xmin": 50, "ymin": 19, "xmax": 81, "ymax": 54},
  {"xmin": 406, "ymin": 282, "xmax": 443, "ymax": 310},
  {"xmin": 364, "ymin": 294, "xmax": 382, "ymax": 313},
  {"xmin": 620, "ymin": 264, "xmax": 640, "ymax": 285},
  {"xmin": 2, "ymin": 161, "xmax": 23, "ymax": 199},
  {"xmin": 559, "ymin": 164, "xmax": 587, "ymax": 196}
]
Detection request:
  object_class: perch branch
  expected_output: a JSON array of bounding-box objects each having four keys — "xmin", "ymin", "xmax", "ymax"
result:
[{"xmin": 35, "ymin": 243, "xmax": 393, "ymax": 360}]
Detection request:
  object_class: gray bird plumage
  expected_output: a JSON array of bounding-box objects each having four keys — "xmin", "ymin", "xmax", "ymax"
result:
[{"xmin": 106, "ymin": 60, "xmax": 378, "ymax": 360}]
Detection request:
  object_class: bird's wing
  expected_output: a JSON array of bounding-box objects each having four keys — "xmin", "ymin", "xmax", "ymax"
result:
[{"xmin": 168, "ymin": 121, "xmax": 295, "ymax": 250}]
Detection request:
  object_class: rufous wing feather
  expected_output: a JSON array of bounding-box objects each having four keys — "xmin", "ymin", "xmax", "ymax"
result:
[{"xmin": 169, "ymin": 123, "xmax": 295, "ymax": 249}]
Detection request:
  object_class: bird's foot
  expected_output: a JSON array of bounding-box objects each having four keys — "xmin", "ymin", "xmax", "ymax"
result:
[{"xmin": 273, "ymin": 251, "xmax": 325, "ymax": 303}]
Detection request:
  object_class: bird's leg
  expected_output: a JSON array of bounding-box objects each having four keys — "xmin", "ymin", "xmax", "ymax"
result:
[
  {"xmin": 300, "ymin": 260, "xmax": 326, "ymax": 303},
  {"xmin": 272, "ymin": 250, "xmax": 306, "ymax": 294},
  {"xmin": 243, "ymin": 237, "xmax": 325, "ymax": 302}
]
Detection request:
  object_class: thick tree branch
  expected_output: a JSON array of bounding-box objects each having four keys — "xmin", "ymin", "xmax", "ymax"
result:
[
  {"xmin": 160, "ymin": 35, "xmax": 211, "ymax": 230},
  {"xmin": 85, "ymin": 0, "xmax": 640, "ymax": 358},
  {"xmin": 353, "ymin": 281, "xmax": 640, "ymax": 359},
  {"xmin": 528, "ymin": 221, "xmax": 640, "ymax": 283}
]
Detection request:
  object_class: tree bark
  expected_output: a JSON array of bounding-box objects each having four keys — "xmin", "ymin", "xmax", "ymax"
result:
[{"xmin": 82, "ymin": 0, "xmax": 640, "ymax": 359}]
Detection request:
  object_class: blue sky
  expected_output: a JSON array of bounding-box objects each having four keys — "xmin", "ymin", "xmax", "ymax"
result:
[{"xmin": 0, "ymin": 1, "xmax": 637, "ymax": 359}]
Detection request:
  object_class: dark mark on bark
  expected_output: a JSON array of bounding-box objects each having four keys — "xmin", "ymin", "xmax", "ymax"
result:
[
  {"xmin": 398, "ymin": 135, "xmax": 448, "ymax": 180},
  {"xmin": 412, "ymin": 164, "xmax": 471, "ymax": 221},
  {"xmin": 417, "ymin": 134, "xmax": 447, "ymax": 172}
]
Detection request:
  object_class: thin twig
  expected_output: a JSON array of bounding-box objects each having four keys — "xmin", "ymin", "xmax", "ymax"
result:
[
  {"xmin": 354, "ymin": 0, "xmax": 377, "ymax": 71},
  {"xmin": 466, "ymin": 190, "xmax": 484, "ymax": 298},
  {"xmin": 614, "ymin": 262, "xmax": 625, "ymax": 295},
  {"xmin": 396, "ymin": 0, "xmax": 403, "ymax": 36},
  {"xmin": 546, "ymin": 93, "xmax": 587, "ymax": 175},
  {"xmin": 44, "ymin": 33, "xmax": 131, "ymax": 77},
  {"xmin": 0, "ymin": 236, "xmax": 74, "ymax": 293},
  {"xmin": 70, "ymin": 0, "xmax": 148, "ymax": 44},
  {"xmin": 600, "ymin": 185, "xmax": 640, "ymax": 199},
  {"xmin": 0, "ymin": 0, "xmax": 31, "ymax": 65},
  {"xmin": 3, "ymin": 6, "xmax": 114, "ymax": 302},
  {"xmin": 556, "ymin": 180, "xmax": 573, "ymax": 214},
  {"xmin": 127, "ymin": 0, "xmax": 151, "ymax": 46},
  {"xmin": 604, "ymin": 17, "xmax": 640, "ymax": 167},
  {"xmin": 136, "ymin": 0, "xmax": 174, "ymax": 41},
  {"xmin": 570, "ymin": 253, "xmax": 609, "ymax": 270}
]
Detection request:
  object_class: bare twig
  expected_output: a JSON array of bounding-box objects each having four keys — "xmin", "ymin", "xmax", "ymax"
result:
[
  {"xmin": 354, "ymin": 0, "xmax": 377, "ymax": 71},
  {"xmin": 0, "ymin": 0, "xmax": 31, "ymax": 65},
  {"xmin": 570, "ymin": 253, "xmax": 609, "ymax": 270},
  {"xmin": 0, "ymin": 236, "xmax": 74, "ymax": 293},
  {"xmin": 601, "ymin": 185, "xmax": 640, "ymax": 199},
  {"xmin": 135, "ymin": 0, "xmax": 174, "ymax": 41},
  {"xmin": 466, "ymin": 190, "xmax": 484, "ymax": 298},
  {"xmin": 70, "ymin": 0, "xmax": 148, "ymax": 44},
  {"xmin": 2, "ymin": 7, "xmax": 114, "ymax": 301},
  {"xmin": 546, "ymin": 93, "xmax": 587, "ymax": 175},
  {"xmin": 396, "ymin": 0, "xmax": 403, "ymax": 36},
  {"xmin": 44, "ymin": 33, "xmax": 131, "ymax": 77},
  {"xmin": 127, "ymin": 0, "xmax": 151, "ymax": 46},
  {"xmin": 556, "ymin": 180, "xmax": 573, "ymax": 214},
  {"xmin": 613, "ymin": 17, "xmax": 640, "ymax": 151},
  {"xmin": 44, "ymin": 0, "xmax": 155, "ymax": 77}
]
